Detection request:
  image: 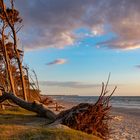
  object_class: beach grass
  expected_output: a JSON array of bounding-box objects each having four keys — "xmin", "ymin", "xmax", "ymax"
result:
[
  {"xmin": 0, "ymin": 125, "xmax": 102, "ymax": 140},
  {"xmin": 0, "ymin": 107, "xmax": 102, "ymax": 140}
]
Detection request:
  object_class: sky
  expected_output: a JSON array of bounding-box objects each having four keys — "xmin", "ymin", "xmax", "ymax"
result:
[{"xmin": 12, "ymin": 0, "xmax": 140, "ymax": 96}]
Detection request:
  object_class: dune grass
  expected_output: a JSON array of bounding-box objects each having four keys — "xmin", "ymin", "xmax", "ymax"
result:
[
  {"xmin": 0, "ymin": 107, "xmax": 36, "ymax": 115},
  {"xmin": 0, "ymin": 107, "xmax": 102, "ymax": 140},
  {"xmin": 0, "ymin": 125, "xmax": 102, "ymax": 140}
]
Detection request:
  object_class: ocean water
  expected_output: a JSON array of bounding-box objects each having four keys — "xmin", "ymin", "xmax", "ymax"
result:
[{"xmin": 50, "ymin": 96, "xmax": 140, "ymax": 109}]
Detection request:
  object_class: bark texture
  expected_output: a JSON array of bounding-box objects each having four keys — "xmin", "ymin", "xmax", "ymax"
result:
[{"xmin": 0, "ymin": 92, "xmax": 56, "ymax": 121}]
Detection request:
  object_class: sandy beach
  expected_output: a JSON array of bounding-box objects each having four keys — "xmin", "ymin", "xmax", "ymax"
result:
[
  {"xmin": 53, "ymin": 100, "xmax": 140, "ymax": 140},
  {"xmin": 109, "ymin": 107, "xmax": 140, "ymax": 140}
]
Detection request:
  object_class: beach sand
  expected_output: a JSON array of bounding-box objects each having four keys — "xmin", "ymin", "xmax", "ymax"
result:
[
  {"xmin": 109, "ymin": 107, "xmax": 140, "ymax": 140},
  {"xmin": 53, "ymin": 100, "xmax": 140, "ymax": 140}
]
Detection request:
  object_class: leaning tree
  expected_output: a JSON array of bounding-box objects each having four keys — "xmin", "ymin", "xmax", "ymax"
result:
[
  {"xmin": 0, "ymin": 0, "xmax": 27, "ymax": 100},
  {"xmin": 0, "ymin": 0, "xmax": 41, "ymax": 102}
]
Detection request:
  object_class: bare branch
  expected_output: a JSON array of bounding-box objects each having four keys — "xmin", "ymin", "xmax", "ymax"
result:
[
  {"xmin": 104, "ymin": 72, "xmax": 111, "ymax": 93},
  {"xmin": 16, "ymin": 25, "xmax": 23, "ymax": 33}
]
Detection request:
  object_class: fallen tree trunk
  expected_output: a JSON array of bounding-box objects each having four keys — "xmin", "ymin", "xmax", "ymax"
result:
[
  {"xmin": 0, "ymin": 77, "xmax": 117, "ymax": 139},
  {"xmin": 0, "ymin": 92, "xmax": 56, "ymax": 121},
  {"xmin": 55, "ymin": 82, "xmax": 117, "ymax": 139},
  {"xmin": 56, "ymin": 103, "xmax": 111, "ymax": 139}
]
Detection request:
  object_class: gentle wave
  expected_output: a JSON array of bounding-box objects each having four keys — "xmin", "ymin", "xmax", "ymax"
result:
[{"xmin": 51, "ymin": 96, "xmax": 140, "ymax": 109}]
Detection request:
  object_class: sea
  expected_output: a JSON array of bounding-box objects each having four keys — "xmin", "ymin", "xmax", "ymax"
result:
[{"xmin": 49, "ymin": 95, "xmax": 140, "ymax": 109}]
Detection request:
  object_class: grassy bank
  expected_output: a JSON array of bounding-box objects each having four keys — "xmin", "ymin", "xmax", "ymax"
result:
[
  {"xmin": 0, "ymin": 107, "xmax": 101, "ymax": 140},
  {"xmin": 0, "ymin": 125, "xmax": 102, "ymax": 140}
]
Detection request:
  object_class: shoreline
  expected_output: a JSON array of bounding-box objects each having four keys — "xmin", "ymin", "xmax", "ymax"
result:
[
  {"xmin": 55, "ymin": 99, "xmax": 140, "ymax": 113},
  {"xmin": 49, "ymin": 95, "xmax": 140, "ymax": 110}
]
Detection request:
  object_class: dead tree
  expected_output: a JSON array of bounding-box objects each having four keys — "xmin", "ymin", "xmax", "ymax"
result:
[
  {"xmin": 0, "ymin": 92, "xmax": 56, "ymax": 121},
  {"xmin": 32, "ymin": 69, "xmax": 40, "ymax": 91},
  {"xmin": 55, "ymin": 74, "xmax": 116, "ymax": 139},
  {"xmin": 0, "ymin": 75, "xmax": 116, "ymax": 139},
  {"xmin": 56, "ymin": 85, "xmax": 117, "ymax": 139}
]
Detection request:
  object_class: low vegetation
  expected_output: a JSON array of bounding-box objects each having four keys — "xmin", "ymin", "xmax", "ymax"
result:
[
  {"xmin": 0, "ymin": 108, "xmax": 101, "ymax": 140},
  {"xmin": 0, "ymin": 126, "xmax": 102, "ymax": 140}
]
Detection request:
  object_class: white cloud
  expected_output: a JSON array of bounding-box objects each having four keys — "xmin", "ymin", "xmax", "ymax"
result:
[{"xmin": 91, "ymin": 25, "xmax": 105, "ymax": 36}]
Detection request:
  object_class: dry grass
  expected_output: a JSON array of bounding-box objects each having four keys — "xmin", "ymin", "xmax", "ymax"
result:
[
  {"xmin": 0, "ymin": 107, "xmax": 102, "ymax": 140},
  {"xmin": 0, "ymin": 125, "xmax": 102, "ymax": 140}
]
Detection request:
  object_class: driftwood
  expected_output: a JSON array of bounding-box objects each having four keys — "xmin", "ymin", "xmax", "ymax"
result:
[
  {"xmin": 0, "ymin": 92, "xmax": 56, "ymax": 121},
  {"xmin": 56, "ymin": 86, "xmax": 116, "ymax": 139},
  {"xmin": 0, "ymin": 75, "xmax": 117, "ymax": 139}
]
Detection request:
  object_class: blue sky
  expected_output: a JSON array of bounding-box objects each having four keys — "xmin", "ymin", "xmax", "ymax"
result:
[
  {"xmin": 15, "ymin": 0, "xmax": 140, "ymax": 96},
  {"xmin": 24, "ymin": 31, "xmax": 140, "ymax": 96}
]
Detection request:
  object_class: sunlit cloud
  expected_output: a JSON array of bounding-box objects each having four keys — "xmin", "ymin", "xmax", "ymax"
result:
[
  {"xmin": 15, "ymin": 0, "xmax": 140, "ymax": 50},
  {"xmin": 91, "ymin": 25, "xmax": 105, "ymax": 36},
  {"xmin": 97, "ymin": 40, "xmax": 140, "ymax": 50},
  {"xmin": 46, "ymin": 59, "xmax": 67, "ymax": 66}
]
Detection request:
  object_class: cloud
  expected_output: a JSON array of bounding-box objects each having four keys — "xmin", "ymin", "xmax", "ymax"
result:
[
  {"xmin": 39, "ymin": 81, "xmax": 102, "ymax": 89},
  {"xmin": 15, "ymin": 0, "xmax": 140, "ymax": 50},
  {"xmin": 97, "ymin": 39, "xmax": 140, "ymax": 50},
  {"xmin": 46, "ymin": 59, "xmax": 67, "ymax": 66},
  {"xmin": 135, "ymin": 65, "xmax": 140, "ymax": 69}
]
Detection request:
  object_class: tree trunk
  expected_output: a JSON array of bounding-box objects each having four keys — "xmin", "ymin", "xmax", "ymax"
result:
[
  {"xmin": 0, "ymin": 92, "xmax": 56, "ymax": 121},
  {"xmin": 12, "ymin": 29, "xmax": 28, "ymax": 101},
  {"xmin": 24, "ymin": 67, "xmax": 30, "ymax": 100},
  {"xmin": 0, "ymin": 74, "xmax": 116, "ymax": 139},
  {"xmin": 1, "ymin": 24, "xmax": 16, "ymax": 95},
  {"xmin": 0, "ymin": 83, "xmax": 116, "ymax": 139}
]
